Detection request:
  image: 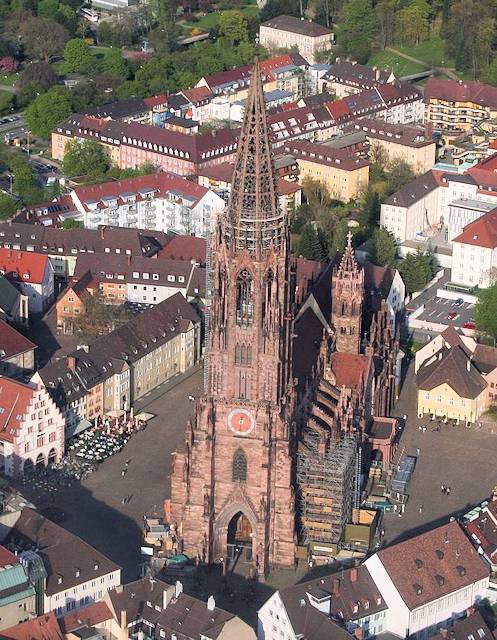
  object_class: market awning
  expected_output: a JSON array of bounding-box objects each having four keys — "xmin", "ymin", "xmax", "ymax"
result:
[
  {"xmin": 65, "ymin": 419, "xmax": 92, "ymax": 440},
  {"xmin": 135, "ymin": 412, "xmax": 155, "ymax": 422},
  {"xmin": 106, "ymin": 410, "xmax": 126, "ymax": 418}
]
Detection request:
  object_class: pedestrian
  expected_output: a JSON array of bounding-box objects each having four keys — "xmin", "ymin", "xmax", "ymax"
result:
[
  {"xmin": 416, "ymin": 447, "xmax": 420, "ymax": 455},
  {"xmin": 121, "ymin": 497, "xmax": 126, "ymax": 505},
  {"xmin": 441, "ymin": 484, "xmax": 445, "ymax": 493},
  {"xmin": 121, "ymin": 469, "xmax": 126, "ymax": 477},
  {"xmin": 447, "ymin": 487, "xmax": 451, "ymax": 495},
  {"xmin": 422, "ymin": 426, "xmax": 426, "ymax": 433},
  {"xmin": 419, "ymin": 504, "xmax": 423, "ymax": 514},
  {"xmin": 126, "ymin": 459, "xmax": 131, "ymax": 466}
]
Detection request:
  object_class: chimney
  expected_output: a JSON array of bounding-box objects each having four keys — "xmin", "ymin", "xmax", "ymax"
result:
[
  {"xmin": 120, "ymin": 608, "xmax": 127, "ymax": 631},
  {"xmin": 67, "ymin": 355, "xmax": 76, "ymax": 371},
  {"xmin": 207, "ymin": 595, "xmax": 215, "ymax": 611},
  {"xmin": 174, "ymin": 580, "xmax": 183, "ymax": 599},
  {"xmin": 467, "ymin": 359, "xmax": 470, "ymax": 372},
  {"xmin": 332, "ymin": 578, "xmax": 340, "ymax": 596},
  {"xmin": 100, "ymin": 226, "xmax": 105, "ymax": 239},
  {"xmin": 127, "ymin": 254, "xmax": 132, "ymax": 266},
  {"xmin": 350, "ymin": 567, "xmax": 358, "ymax": 583},
  {"xmin": 376, "ymin": 69, "xmax": 380, "ymax": 81}
]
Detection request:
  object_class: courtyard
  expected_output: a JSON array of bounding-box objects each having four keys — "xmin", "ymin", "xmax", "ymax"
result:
[{"xmin": 382, "ymin": 360, "xmax": 497, "ymax": 545}]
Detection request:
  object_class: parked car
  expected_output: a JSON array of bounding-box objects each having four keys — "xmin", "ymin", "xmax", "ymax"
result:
[
  {"xmin": 463, "ymin": 321, "xmax": 476, "ymax": 330},
  {"xmin": 453, "ymin": 298, "xmax": 464, "ymax": 307},
  {"xmin": 447, "ymin": 311, "xmax": 458, "ymax": 320}
]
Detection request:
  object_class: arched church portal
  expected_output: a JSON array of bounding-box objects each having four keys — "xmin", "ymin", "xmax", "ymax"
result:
[{"xmin": 226, "ymin": 511, "xmax": 253, "ymax": 563}]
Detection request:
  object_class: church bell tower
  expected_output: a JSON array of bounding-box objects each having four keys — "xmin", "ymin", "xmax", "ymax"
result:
[
  {"xmin": 169, "ymin": 60, "xmax": 296, "ymax": 577},
  {"xmin": 331, "ymin": 231, "xmax": 364, "ymax": 354}
]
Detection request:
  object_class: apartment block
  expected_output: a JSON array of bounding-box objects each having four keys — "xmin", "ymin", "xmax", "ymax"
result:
[{"xmin": 259, "ymin": 15, "xmax": 333, "ymax": 64}]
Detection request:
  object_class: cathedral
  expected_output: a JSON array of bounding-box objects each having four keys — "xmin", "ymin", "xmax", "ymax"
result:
[{"xmin": 169, "ymin": 61, "xmax": 401, "ymax": 576}]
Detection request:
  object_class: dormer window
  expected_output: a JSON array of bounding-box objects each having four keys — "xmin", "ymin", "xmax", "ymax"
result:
[
  {"xmin": 94, "ymin": 562, "xmax": 99, "ymax": 570},
  {"xmin": 57, "ymin": 575, "xmax": 63, "ymax": 585},
  {"xmin": 75, "ymin": 568, "xmax": 80, "ymax": 577}
]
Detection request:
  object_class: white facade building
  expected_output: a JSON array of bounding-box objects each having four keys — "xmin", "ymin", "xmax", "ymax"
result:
[
  {"xmin": 71, "ymin": 173, "xmax": 225, "ymax": 237},
  {"xmin": 451, "ymin": 208, "xmax": 497, "ymax": 287},
  {"xmin": 0, "ymin": 249, "xmax": 54, "ymax": 315}
]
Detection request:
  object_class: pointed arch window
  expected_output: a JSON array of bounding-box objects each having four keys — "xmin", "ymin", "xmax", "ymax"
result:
[
  {"xmin": 232, "ymin": 449, "xmax": 247, "ymax": 482},
  {"xmin": 235, "ymin": 344, "xmax": 253, "ymax": 365},
  {"xmin": 236, "ymin": 269, "xmax": 254, "ymax": 326}
]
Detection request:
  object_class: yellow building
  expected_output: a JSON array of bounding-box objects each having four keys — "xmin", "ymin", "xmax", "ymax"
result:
[
  {"xmin": 345, "ymin": 119, "xmax": 436, "ymax": 174},
  {"xmin": 285, "ymin": 140, "xmax": 369, "ymax": 202},
  {"xmin": 416, "ymin": 345, "xmax": 488, "ymax": 424},
  {"xmin": 425, "ymin": 78, "xmax": 497, "ymax": 133}
]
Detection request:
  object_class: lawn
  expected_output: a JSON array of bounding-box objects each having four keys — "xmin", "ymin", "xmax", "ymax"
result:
[
  {"xmin": 0, "ymin": 72, "xmax": 19, "ymax": 87},
  {"xmin": 397, "ymin": 35, "xmax": 454, "ymax": 69},
  {"xmin": 187, "ymin": 5, "xmax": 259, "ymax": 30},
  {"xmin": 367, "ymin": 50, "xmax": 424, "ymax": 77}
]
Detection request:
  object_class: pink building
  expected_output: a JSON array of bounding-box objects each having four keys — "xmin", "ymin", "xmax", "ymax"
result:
[{"xmin": 0, "ymin": 376, "xmax": 65, "ymax": 477}]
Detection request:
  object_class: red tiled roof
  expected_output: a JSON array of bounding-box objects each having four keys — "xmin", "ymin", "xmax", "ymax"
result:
[
  {"xmin": 325, "ymin": 99, "xmax": 351, "ymax": 121},
  {"xmin": 377, "ymin": 520, "xmax": 489, "ymax": 610},
  {"xmin": 1, "ymin": 613, "xmax": 63, "ymax": 640},
  {"xmin": 159, "ymin": 235, "xmax": 207, "ymax": 263},
  {"xmin": 0, "ymin": 248, "xmax": 49, "ymax": 285},
  {"xmin": 0, "ymin": 377, "xmax": 36, "ymax": 443},
  {"xmin": 60, "ymin": 602, "xmax": 114, "ymax": 633},
  {"xmin": 453, "ymin": 208, "xmax": 497, "ymax": 249},
  {"xmin": 330, "ymin": 352, "xmax": 372, "ymax": 388},
  {"xmin": 0, "ymin": 545, "xmax": 19, "ymax": 567},
  {"xmin": 425, "ymin": 78, "xmax": 497, "ymax": 109},
  {"xmin": 0, "ymin": 318, "xmax": 36, "ymax": 360},
  {"xmin": 181, "ymin": 86, "xmax": 213, "ymax": 105},
  {"xmin": 73, "ymin": 172, "xmax": 210, "ymax": 212},
  {"xmin": 277, "ymin": 178, "xmax": 301, "ymax": 195},
  {"xmin": 143, "ymin": 93, "xmax": 168, "ymax": 109}
]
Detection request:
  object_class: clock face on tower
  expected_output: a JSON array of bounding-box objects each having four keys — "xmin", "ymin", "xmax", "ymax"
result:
[{"xmin": 227, "ymin": 408, "xmax": 255, "ymax": 435}]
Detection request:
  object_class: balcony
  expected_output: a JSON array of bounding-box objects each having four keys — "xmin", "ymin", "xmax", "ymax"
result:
[{"xmin": 127, "ymin": 216, "xmax": 138, "ymax": 224}]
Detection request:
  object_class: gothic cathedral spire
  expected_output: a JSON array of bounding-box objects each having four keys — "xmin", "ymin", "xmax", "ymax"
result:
[
  {"xmin": 224, "ymin": 59, "xmax": 286, "ymax": 256},
  {"xmin": 169, "ymin": 61, "xmax": 296, "ymax": 578}
]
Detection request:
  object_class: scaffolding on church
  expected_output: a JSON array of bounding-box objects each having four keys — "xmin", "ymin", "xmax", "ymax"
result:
[{"xmin": 297, "ymin": 432, "xmax": 357, "ymax": 546}]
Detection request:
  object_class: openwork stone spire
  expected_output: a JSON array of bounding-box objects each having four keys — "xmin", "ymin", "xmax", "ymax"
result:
[
  {"xmin": 337, "ymin": 230, "xmax": 359, "ymax": 275},
  {"xmin": 224, "ymin": 59, "xmax": 285, "ymax": 255}
]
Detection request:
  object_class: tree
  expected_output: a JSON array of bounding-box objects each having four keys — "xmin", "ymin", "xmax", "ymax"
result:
[
  {"xmin": 476, "ymin": 283, "xmax": 497, "ymax": 341},
  {"xmin": 337, "ymin": 0, "xmax": 375, "ymax": 64},
  {"xmin": 17, "ymin": 61, "xmax": 58, "ymax": 90},
  {"xmin": 62, "ymin": 139, "xmax": 110, "ymax": 178},
  {"xmin": 399, "ymin": 248, "xmax": 435, "ymax": 294},
  {"xmin": 10, "ymin": 158, "xmax": 36, "ymax": 199},
  {"xmin": 386, "ymin": 158, "xmax": 415, "ymax": 195},
  {"xmin": 358, "ymin": 188, "xmax": 380, "ymax": 230},
  {"xmin": 331, "ymin": 219, "xmax": 350, "ymax": 256},
  {"xmin": 482, "ymin": 56, "xmax": 497, "ymax": 86},
  {"xmin": 218, "ymin": 11, "xmax": 248, "ymax": 46},
  {"xmin": 61, "ymin": 38, "xmax": 96, "ymax": 74},
  {"xmin": 102, "ymin": 48, "xmax": 128, "ymax": 78},
  {"xmin": 37, "ymin": 0, "xmax": 59, "ymax": 20},
  {"xmin": 368, "ymin": 227, "xmax": 396, "ymax": 267},
  {"xmin": 20, "ymin": 16, "xmax": 68, "ymax": 61},
  {"xmin": 375, "ymin": 0, "xmax": 397, "ymax": 49},
  {"xmin": 298, "ymin": 223, "xmax": 325, "ymax": 260},
  {"xmin": 398, "ymin": 2, "xmax": 429, "ymax": 46},
  {"xmin": 0, "ymin": 192, "xmax": 17, "ymax": 219},
  {"xmin": 62, "ymin": 218, "xmax": 83, "ymax": 229},
  {"xmin": 260, "ymin": 0, "xmax": 301, "ymax": 22},
  {"xmin": 56, "ymin": 3, "xmax": 78, "ymax": 33},
  {"xmin": 444, "ymin": 0, "xmax": 495, "ymax": 79},
  {"xmin": 24, "ymin": 86, "xmax": 72, "ymax": 137}
]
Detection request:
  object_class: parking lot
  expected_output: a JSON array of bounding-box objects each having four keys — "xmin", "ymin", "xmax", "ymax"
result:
[{"xmin": 414, "ymin": 295, "xmax": 475, "ymax": 329}]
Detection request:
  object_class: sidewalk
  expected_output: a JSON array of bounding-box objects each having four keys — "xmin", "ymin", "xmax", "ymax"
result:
[{"xmin": 133, "ymin": 361, "xmax": 204, "ymax": 412}]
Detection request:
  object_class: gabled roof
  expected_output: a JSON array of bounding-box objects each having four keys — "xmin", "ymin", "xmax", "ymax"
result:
[
  {"xmin": 0, "ymin": 319, "xmax": 36, "ymax": 360},
  {"xmin": 432, "ymin": 611, "xmax": 496, "ymax": 640},
  {"xmin": 261, "ymin": 14, "xmax": 333, "ymax": 37},
  {"xmin": 453, "ymin": 208, "xmax": 497, "ymax": 249},
  {"xmin": 417, "ymin": 345, "xmax": 487, "ymax": 398},
  {"xmin": 325, "ymin": 60, "xmax": 394, "ymax": 86},
  {"xmin": 329, "ymin": 352, "xmax": 372, "ymax": 389},
  {"xmin": 158, "ymin": 235, "xmax": 207, "ymax": 264},
  {"xmin": 0, "ymin": 377, "xmax": 36, "ymax": 443},
  {"xmin": 377, "ymin": 521, "xmax": 488, "ymax": 610},
  {"xmin": 60, "ymin": 602, "xmax": 114, "ymax": 633},
  {"xmin": 5, "ymin": 508, "xmax": 120, "ymax": 597},
  {"xmin": 1, "ymin": 613, "xmax": 63, "ymax": 640},
  {"xmin": 0, "ymin": 248, "xmax": 49, "ymax": 285},
  {"xmin": 425, "ymin": 78, "xmax": 497, "ymax": 109},
  {"xmin": 384, "ymin": 170, "xmax": 442, "ymax": 207}
]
